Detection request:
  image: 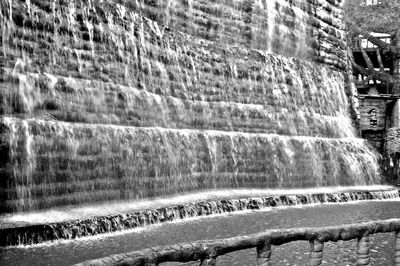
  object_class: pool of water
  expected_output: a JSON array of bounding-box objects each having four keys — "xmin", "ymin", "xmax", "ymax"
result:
[{"xmin": 2, "ymin": 200, "xmax": 400, "ymax": 265}]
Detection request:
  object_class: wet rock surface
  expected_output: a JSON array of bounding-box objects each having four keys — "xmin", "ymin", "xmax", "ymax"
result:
[
  {"xmin": 1, "ymin": 189, "xmax": 398, "ymax": 246},
  {"xmin": 0, "ymin": 0, "xmax": 381, "ymax": 214}
]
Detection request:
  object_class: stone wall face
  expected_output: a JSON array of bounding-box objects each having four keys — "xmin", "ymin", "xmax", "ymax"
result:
[
  {"xmin": 386, "ymin": 128, "xmax": 400, "ymax": 155},
  {"xmin": 0, "ymin": 0, "xmax": 380, "ymax": 213},
  {"xmin": 385, "ymin": 127, "xmax": 400, "ymax": 183},
  {"xmin": 358, "ymin": 98, "xmax": 395, "ymax": 152},
  {"xmin": 113, "ymin": 0, "xmax": 348, "ymax": 70},
  {"xmin": 359, "ymin": 99, "xmax": 388, "ymax": 132},
  {"xmin": 1, "ymin": 0, "xmax": 348, "ymax": 72}
]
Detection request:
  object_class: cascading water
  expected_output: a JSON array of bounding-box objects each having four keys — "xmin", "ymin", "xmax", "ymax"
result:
[
  {"xmin": 0, "ymin": 0, "xmax": 380, "ymax": 216},
  {"xmin": 1, "ymin": 188, "xmax": 399, "ymax": 246}
]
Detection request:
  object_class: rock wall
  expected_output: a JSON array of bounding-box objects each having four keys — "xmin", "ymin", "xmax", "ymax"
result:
[
  {"xmin": 0, "ymin": 56, "xmax": 353, "ymax": 137},
  {"xmin": 358, "ymin": 97, "xmax": 391, "ymax": 152},
  {"xmin": 385, "ymin": 128, "xmax": 400, "ymax": 183},
  {"xmin": 385, "ymin": 128, "xmax": 400, "ymax": 155},
  {"xmin": 1, "ymin": 0, "xmax": 348, "ymax": 73},
  {"xmin": 359, "ymin": 98, "xmax": 388, "ymax": 132},
  {"xmin": 0, "ymin": 0, "xmax": 380, "ymax": 213},
  {"xmin": 1, "ymin": 117, "xmax": 381, "ymax": 212},
  {"xmin": 115, "ymin": 0, "xmax": 348, "ymax": 69}
]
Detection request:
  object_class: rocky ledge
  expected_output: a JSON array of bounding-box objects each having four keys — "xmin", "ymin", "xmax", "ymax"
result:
[{"xmin": 0, "ymin": 189, "xmax": 398, "ymax": 246}]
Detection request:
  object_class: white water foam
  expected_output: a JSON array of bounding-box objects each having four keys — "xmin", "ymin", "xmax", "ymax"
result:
[
  {"xmin": 0, "ymin": 186, "xmax": 396, "ymax": 226},
  {"xmin": 7, "ymin": 195, "xmax": 400, "ymax": 250}
]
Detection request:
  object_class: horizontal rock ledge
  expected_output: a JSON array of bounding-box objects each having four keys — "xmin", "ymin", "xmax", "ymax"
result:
[{"xmin": 0, "ymin": 189, "xmax": 398, "ymax": 247}]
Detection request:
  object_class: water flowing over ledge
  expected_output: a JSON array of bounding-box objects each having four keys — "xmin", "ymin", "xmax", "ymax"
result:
[
  {"xmin": 0, "ymin": 187, "xmax": 398, "ymax": 246},
  {"xmin": 0, "ymin": 117, "xmax": 381, "ymax": 213},
  {"xmin": 1, "ymin": 68, "xmax": 356, "ymax": 138},
  {"xmin": 0, "ymin": 0, "xmax": 376, "ymax": 216},
  {"xmin": 0, "ymin": 0, "xmax": 391, "ymax": 259}
]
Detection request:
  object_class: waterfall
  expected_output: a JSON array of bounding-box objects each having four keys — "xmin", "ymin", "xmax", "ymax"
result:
[
  {"xmin": 0, "ymin": 117, "xmax": 380, "ymax": 212},
  {"xmin": 0, "ymin": 0, "xmax": 380, "ymax": 214}
]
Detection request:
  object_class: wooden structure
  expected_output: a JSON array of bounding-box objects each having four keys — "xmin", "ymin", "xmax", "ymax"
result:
[
  {"xmin": 76, "ymin": 219, "xmax": 400, "ymax": 266},
  {"xmin": 352, "ymin": 33, "xmax": 400, "ymax": 152},
  {"xmin": 352, "ymin": 34, "xmax": 394, "ymax": 95}
]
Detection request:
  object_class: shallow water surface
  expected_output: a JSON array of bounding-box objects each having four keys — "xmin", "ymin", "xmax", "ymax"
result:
[{"xmin": 2, "ymin": 200, "xmax": 400, "ymax": 265}]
